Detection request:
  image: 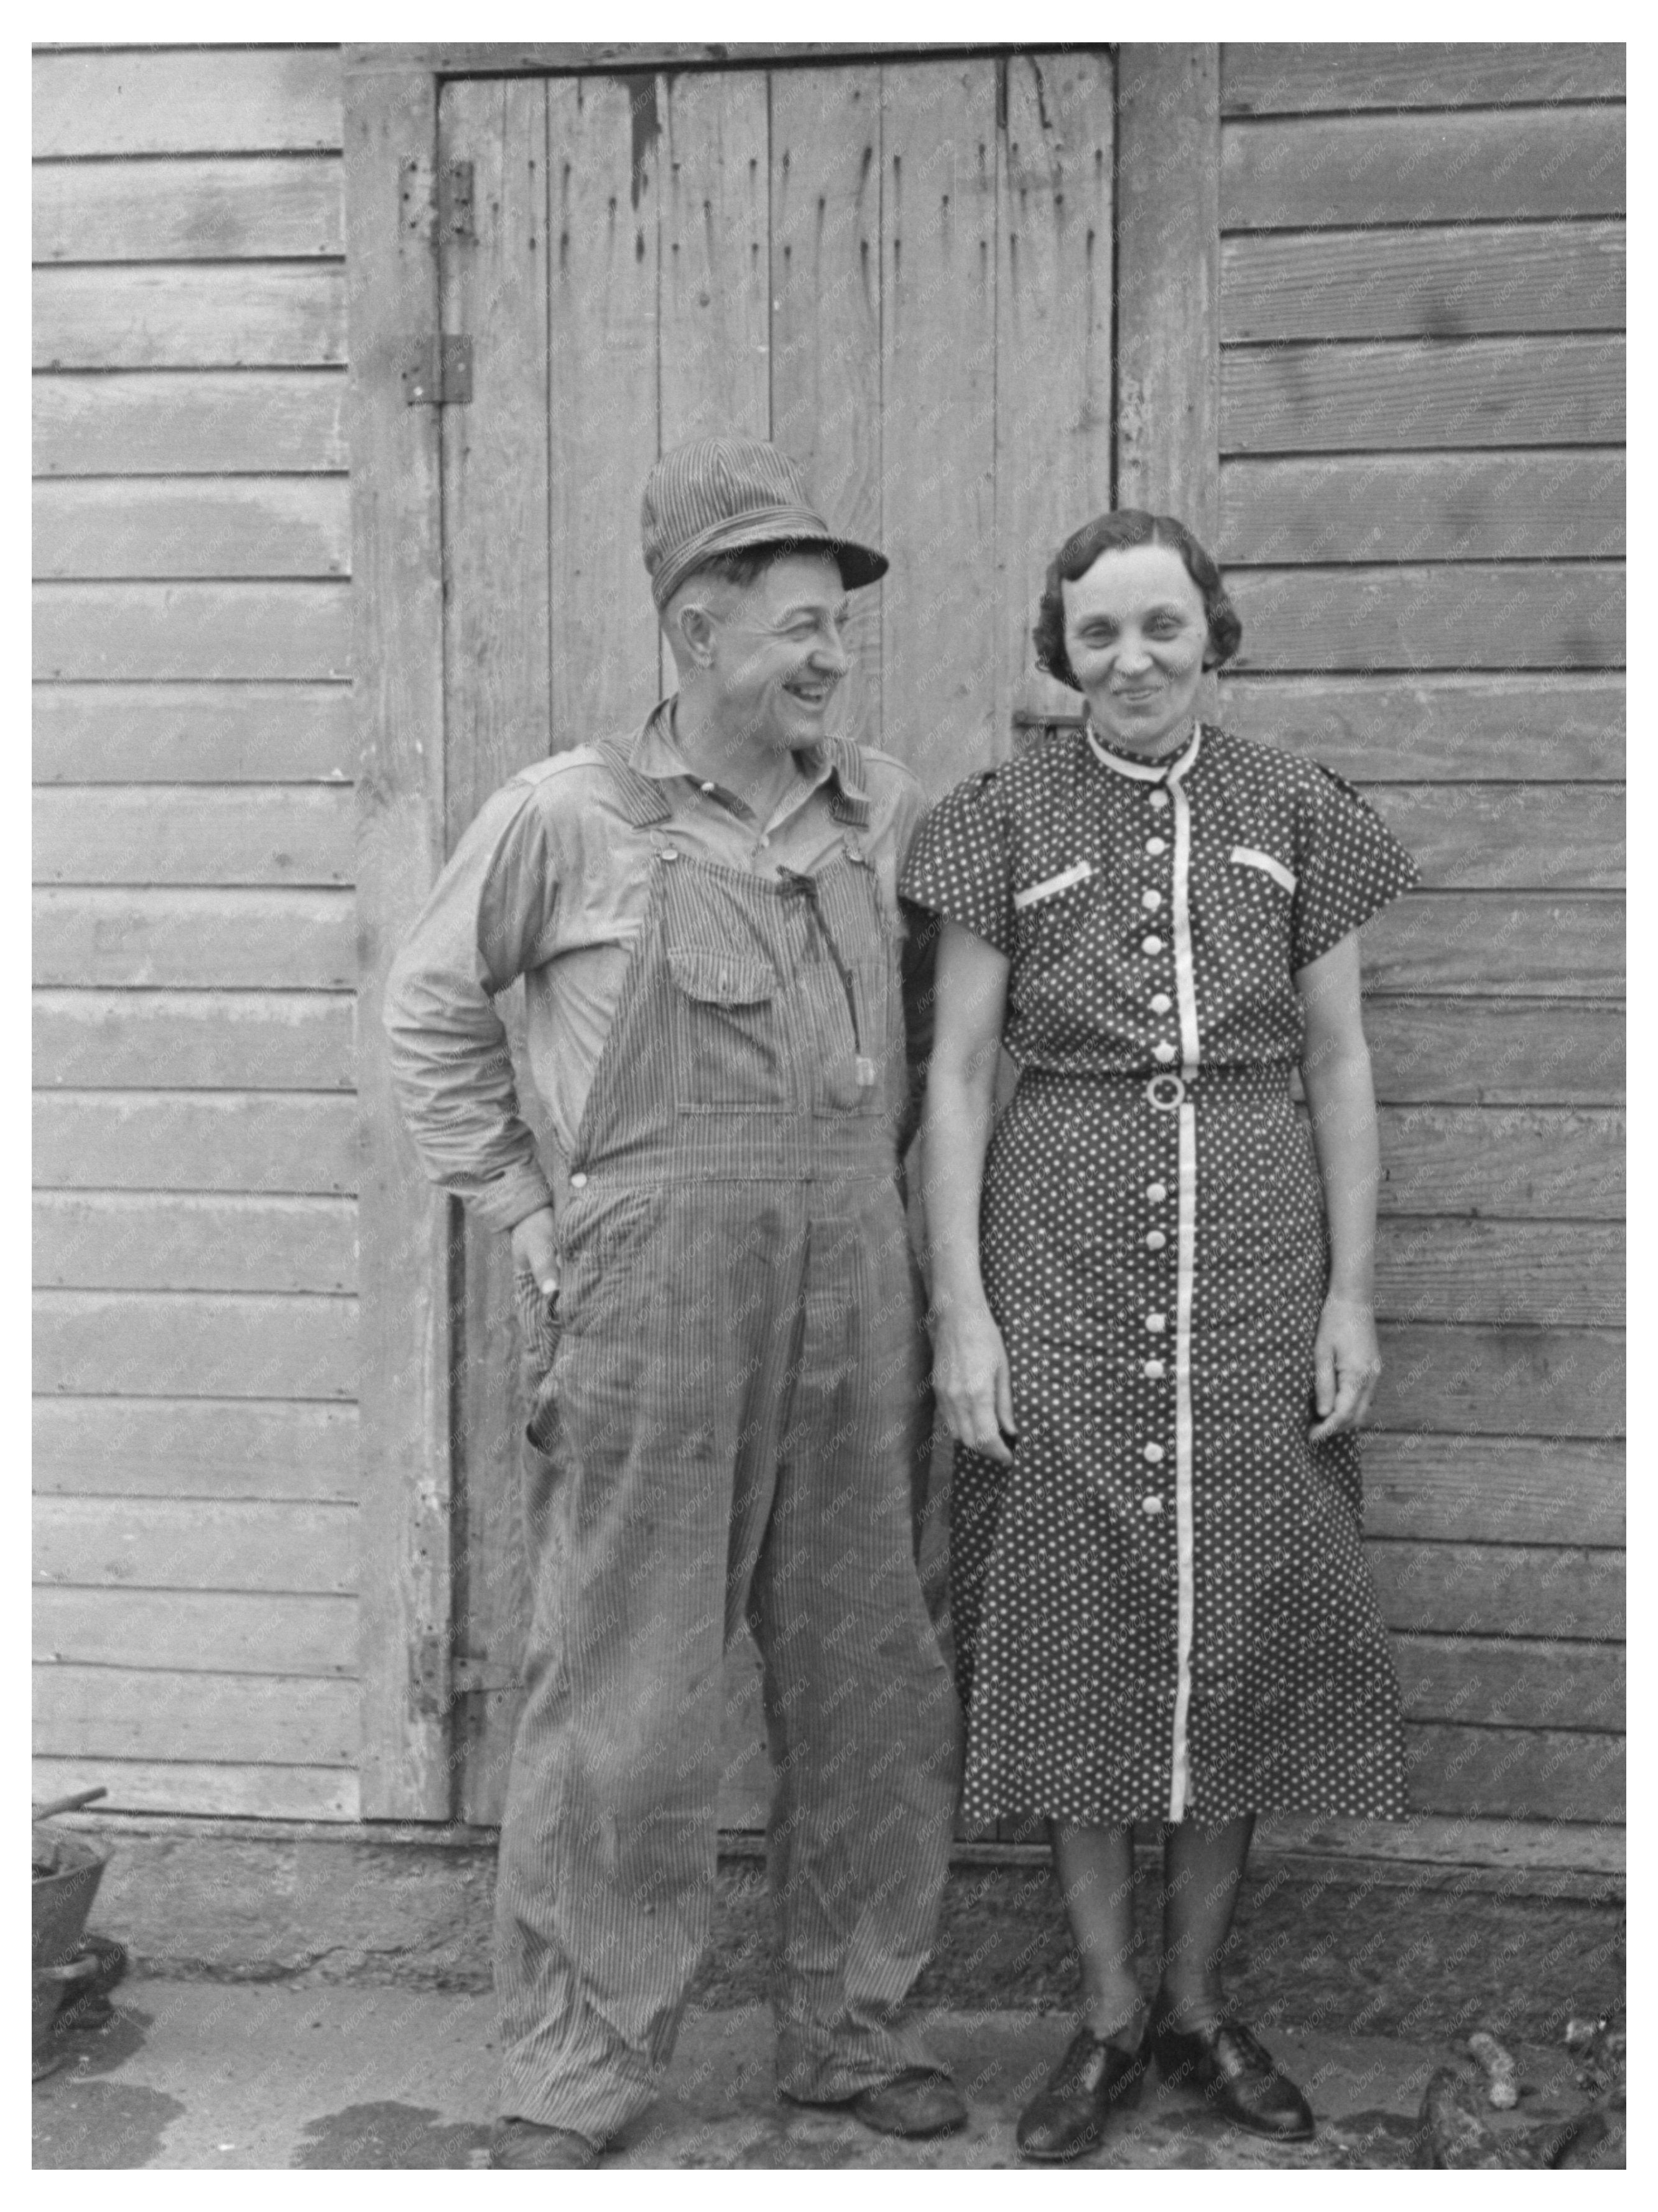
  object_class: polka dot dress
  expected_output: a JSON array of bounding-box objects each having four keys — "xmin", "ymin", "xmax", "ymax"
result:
[{"xmin": 901, "ymin": 723, "xmax": 1419, "ymax": 1829}]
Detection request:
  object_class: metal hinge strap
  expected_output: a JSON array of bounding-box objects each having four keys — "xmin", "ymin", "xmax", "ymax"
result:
[{"xmin": 402, "ymin": 335, "xmax": 473, "ymax": 407}]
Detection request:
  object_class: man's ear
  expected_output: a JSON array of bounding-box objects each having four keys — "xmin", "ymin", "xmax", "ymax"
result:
[{"xmin": 677, "ymin": 602, "xmax": 717, "ymax": 667}]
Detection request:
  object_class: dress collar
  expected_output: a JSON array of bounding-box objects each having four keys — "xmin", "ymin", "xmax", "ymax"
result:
[{"xmin": 1084, "ymin": 717, "xmax": 1203, "ymax": 784}]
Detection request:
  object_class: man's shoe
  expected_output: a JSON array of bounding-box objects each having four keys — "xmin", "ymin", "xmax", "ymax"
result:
[
  {"xmin": 1016, "ymin": 2025, "xmax": 1147, "ymax": 2162},
  {"xmin": 843, "ymin": 2069, "xmax": 969, "ymax": 2139},
  {"xmin": 1143, "ymin": 1996, "xmax": 1314, "ymax": 2141},
  {"xmin": 487, "ymin": 2117, "xmax": 602, "ymax": 2168}
]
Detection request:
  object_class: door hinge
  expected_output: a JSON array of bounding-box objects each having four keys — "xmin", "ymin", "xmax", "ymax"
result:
[
  {"xmin": 412, "ymin": 1630, "xmax": 450, "ymax": 1717},
  {"xmin": 402, "ymin": 335, "xmax": 473, "ymax": 407},
  {"xmin": 438, "ymin": 159, "xmax": 476, "ymax": 240}
]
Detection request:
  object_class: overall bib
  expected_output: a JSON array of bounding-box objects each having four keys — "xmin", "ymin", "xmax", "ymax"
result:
[{"xmin": 494, "ymin": 743, "xmax": 961, "ymax": 2140}]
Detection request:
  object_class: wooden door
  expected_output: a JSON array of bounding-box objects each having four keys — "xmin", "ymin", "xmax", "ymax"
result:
[{"xmin": 434, "ymin": 54, "xmax": 1114, "ymax": 1823}]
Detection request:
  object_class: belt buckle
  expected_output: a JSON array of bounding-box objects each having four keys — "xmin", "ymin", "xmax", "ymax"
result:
[{"xmin": 1145, "ymin": 1072, "xmax": 1186, "ymax": 1112}]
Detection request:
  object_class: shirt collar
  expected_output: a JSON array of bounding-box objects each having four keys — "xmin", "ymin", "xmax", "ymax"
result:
[
  {"xmin": 631, "ymin": 700, "xmax": 871, "ymax": 824},
  {"xmin": 1085, "ymin": 717, "xmax": 1203, "ymax": 784}
]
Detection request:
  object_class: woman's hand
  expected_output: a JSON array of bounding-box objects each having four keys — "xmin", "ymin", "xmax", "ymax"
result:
[
  {"xmin": 1308, "ymin": 1291, "xmax": 1381, "ymax": 1441},
  {"xmin": 933, "ymin": 1298, "xmax": 1017, "ymax": 1465}
]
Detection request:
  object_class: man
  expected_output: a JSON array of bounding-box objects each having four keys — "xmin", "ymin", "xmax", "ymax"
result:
[{"xmin": 384, "ymin": 437, "xmax": 963, "ymax": 2168}]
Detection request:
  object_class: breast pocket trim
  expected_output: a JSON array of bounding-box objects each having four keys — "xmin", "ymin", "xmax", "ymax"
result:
[
  {"xmin": 1013, "ymin": 859, "xmax": 1095, "ymax": 911},
  {"xmin": 1230, "ymin": 846, "xmax": 1297, "ymax": 895},
  {"xmin": 665, "ymin": 949, "xmax": 776, "ymax": 1006}
]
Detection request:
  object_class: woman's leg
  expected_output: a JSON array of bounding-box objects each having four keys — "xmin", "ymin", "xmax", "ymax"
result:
[
  {"xmin": 1051, "ymin": 1823, "xmax": 1143, "ymax": 2037},
  {"xmin": 1156, "ymin": 1815, "xmax": 1254, "ymax": 2025}
]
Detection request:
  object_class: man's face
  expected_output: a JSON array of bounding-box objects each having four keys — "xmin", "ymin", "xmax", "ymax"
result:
[{"xmin": 702, "ymin": 553, "xmax": 853, "ymax": 753}]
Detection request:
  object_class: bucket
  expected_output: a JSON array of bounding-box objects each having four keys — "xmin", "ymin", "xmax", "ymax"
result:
[{"xmin": 32, "ymin": 1829, "xmax": 108, "ymax": 2070}]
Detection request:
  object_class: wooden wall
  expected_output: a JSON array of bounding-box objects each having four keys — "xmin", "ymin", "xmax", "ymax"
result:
[
  {"xmin": 1214, "ymin": 44, "xmax": 1624, "ymax": 1831},
  {"xmin": 32, "ymin": 46, "xmax": 360, "ymax": 1819}
]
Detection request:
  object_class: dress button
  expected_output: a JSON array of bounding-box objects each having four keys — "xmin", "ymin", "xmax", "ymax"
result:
[
  {"xmin": 1142, "ymin": 888, "xmax": 1162, "ymax": 911},
  {"xmin": 1146, "ymin": 1229, "xmax": 1167, "ymax": 1250},
  {"xmin": 1146, "ymin": 1182, "xmax": 1167, "ymax": 1202},
  {"xmin": 1149, "ymin": 992, "xmax": 1172, "ymax": 1014},
  {"xmin": 1142, "ymin": 1494, "xmax": 1164, "ymax": 1516},
  {"xmin": 1146, "ymin": 837, "xmax": 1167, "ymax": 856},
  {"xmin": 1143, "ymin": 1441, "xmax": 1165, "ymax": 1463},
  {"xmin": 1143, "ymin": 1358, "xmax": 1166, "ymax": 1379},
  {"xmin": 1145, "ymin": 1313, "xmax": 1166, "ymax": 1334},
  {"xmin": 1152, "ymin": 1042, "xmax": 1176, "ymax": 1064},
  {"xmin": 1141, "ymin": 935, "xmax": 1163, "ymax": 955},
  {"xmin": 569, "ymin": 1173, "xmax": 588, "ymax": 1189},
  {"xmin": 1149, "ymin": 790, "xmax": 1169, "ymax": 812}
]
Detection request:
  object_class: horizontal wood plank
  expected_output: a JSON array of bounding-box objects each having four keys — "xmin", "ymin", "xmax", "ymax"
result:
[
  {"xmin": 1364, "ymin": 1435, "xmax": 1623, "ymax": 1547},
  {"xmin": 35, "ymin": 1192, "xmax": 358, "ymax": 1294},
  {"xmin": 34, "ymin": 154, "xmax": 343, "ymax": 262},
  {"xmin": 34, "ymin": 582, "xmax": 350, "ymax": 681},
  {"xmin": 1221, "ymin": 44, "xmax": 1626, "ymax": 114},
  {"xmin": 1227, "ymin": 564, "xmax": 1624, "ymax": 672},
  {"xmin": 1219, "ymin": 672, "xmax": 1624, "ymax": 781},
  {"xmin": 1221, "ymin": 337, "xmax": 1624, "ymax": 452},
  {"xmin": 1396, "ymin": 1633, "xmax": 1622, "ymax": 1732},
  {"xmin": 1366, "ymin": 998, "xmax": 1623, "ymax": 1107},
  {"xmin": 35, "ymin": 264, "xmax": 346, "ymax": 372},
  {"xmin": 1376, "ymin": 1107, "xmax": 1623, "ymax": 1219},
  {"xmin": 35, "ymin": 1587, "xmax": 356, "ymax": 1676},
  {"xmin": 34, "ymin": 888, "xmax": 354, "ymax": 987},
  {"xmin": 34, "ymin": 1495, "xmax": 358, "ymax": 1594},
  {"xmin": 1220, "ymin": 455, "xmax": 1625, "ymax": 565},
  {"xmin": 34, "ymin": 1092, "xmax": 358, "ymax": 1193},
  {"xmin": 1223, "ymin": 109, "xmax": 1625, "ymax": 228},
  {"xmin": 33, "ymin": 47, "xmax": 344, "ymax": 157},
  {"xmin": 1223, "ymin": 222, "xmax": 1624, "ymax": 342},
  {"xmin": 34, "ymin": 683, "xmax": 354, "ymax": 783},
  {"xmin": 31, "ymin": 1754, "xmax": 356, "ymax": 1819},
  {"xmin": 34, "ymin": 787, "xmax": 354, "ymax": 888},
  {"xmin": 33, "ymin": 1664, "xmax": 358, "ymax": 1765},
  {"xmin": 1363, "ymin": 893, "xmax": 1623, "ymax": 998},
  {"xmin": 1374, "ymin": 1323, "xmax": 1624, "ymax": 1438},
  {"xmin": 34, "ymin": 477, "xmax": 351, "ymax": 581},
  {"xmin": 1406, "ymin": 1722, "xmax": 1623, "ymax": 1823},
  {"xmin": 33, "ymin": 990, "xmax": 354, "ymax": 1091},
  {"xmin": 1373, "ymin": 1220, "xmax": 1622, "ymax": 1329},
  {"xmin": 34, "ymin": 1290, "xmax": 358, "ymax": 1400},
  {"xmin": 33, "ymin": 369, "xmax": 348, "ymax": 476},
  {"xmin": 33, "ymin": 1395, "xmax": 359, "ymax": 1502},
  {"xmin": 1369, "ymin": 1540, "xmax": 1623, "ymax": 1640},
  {"xmin": 1366, "ymin": 786, "xmax": 1623, "ymax": 892}
]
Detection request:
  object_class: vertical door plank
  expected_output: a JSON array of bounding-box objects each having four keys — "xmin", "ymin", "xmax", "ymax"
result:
[
  {"xmin": 995, "ymin": 50, "xmax": 1115, "ymax": 746},
  {"xmin": 659, "ymin": 73, "xmax": 770, "ymax": 445},
  {"xmin": 437, "ymin": 78, "xmax": 554, "ymax": 1828},
  {"xmin": 547, "ymin": 75, "xmax": 663, "ymax": 741},
  {"xmin": 770, "ymin": 68, "xmax": 885, "ymax": 750},
  {"xmin": 343, "ymin": 62, "xmax": 453, "ymax": 1818},
  {"xmin": 881, "ymin": 60, "xmax": 999, "ymax": 788}
]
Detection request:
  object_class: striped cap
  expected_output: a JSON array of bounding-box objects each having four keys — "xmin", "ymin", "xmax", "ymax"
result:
[{"xmin": 641, "ymin": 435, "xmax": 887, "ymax": 608}]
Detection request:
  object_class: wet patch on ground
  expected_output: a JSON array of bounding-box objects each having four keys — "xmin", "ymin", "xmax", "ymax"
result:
[
  {"xmin": 32, "ymin": 2081, "xmax": 185, "ymax": 2170},
  {"xmin": 290, "ymin": 2101, "xmax": 493, "ymax": 2170}
]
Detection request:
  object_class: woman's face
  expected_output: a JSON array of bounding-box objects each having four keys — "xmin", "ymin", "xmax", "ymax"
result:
[{"xmin": 1060, "ymin": 542, "xmax": 1210, "ymax": 755}]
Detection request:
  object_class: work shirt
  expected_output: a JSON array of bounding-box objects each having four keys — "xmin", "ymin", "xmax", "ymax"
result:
[{"xmin": 384, "ymin": 703, "xmax": 933, "ymax": 1234}]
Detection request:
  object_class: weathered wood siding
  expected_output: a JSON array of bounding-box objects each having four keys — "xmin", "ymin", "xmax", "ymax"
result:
[
  {"xmin": 1216, "ymin": 44, "xmax": 1624, "ymax": 1827},
  {"xmin": 32, "ymin": 45, "xmax": 358, "ymax": 1820}
]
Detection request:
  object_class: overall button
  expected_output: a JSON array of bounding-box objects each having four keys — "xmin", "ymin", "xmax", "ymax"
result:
[
  {"xmin": 1143, "ymin": 1358, "xmax": 1166, "ymax": 1379},
  {"xmin": 1147, "ymin": 1182, "xmax": 1168, "ymax": 1202},
  {"xmin": 1146, "ymin": 836, "xmax": 1167, "ymax": 856},
  {"xmin": 1142, "ymin": 888, "xmax": 1162, "ymax": 911},
  {"xmin": 1143, "ymin": 1441, "xmax": 1165, "ymax": 1464},
  {"xmin": 698, "ymin": 780, "xmax": 716, "ymax": 795},
  {"xmin": 1142, "ymin": 1494, "xmax": 1165, "ymax": 1516},
  {"xmin": 1145, "ymin": 1313, "xmax": 1166, "ymax": 1334},
  {"xmin": 1149, "ymin": 992, "xmax": 1172, "ymax": 1014},
  {"xmin": 1146, "ymin": 1229, "xmax": 1167, "ymax": 1250},
  {"xmin": 1142, "ymin": 934, "xmax": 1164, "ymax": 955},
  {"xmin": 1152, "ymin": 1042, "xmax": 1177, "ymax": 1064},
  {"xmin": 568, "ymin": 1172, "xmax": 588, "ymax": 1190}
]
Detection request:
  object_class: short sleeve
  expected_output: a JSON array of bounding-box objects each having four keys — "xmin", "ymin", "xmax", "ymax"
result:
[
  {"xmin": 899, "ymin": 771, "xmax": 1014, "ymax": 955},
  {"xmin": 1291, "ymin": 765, "xmax": 1420, "ymax": 973}
]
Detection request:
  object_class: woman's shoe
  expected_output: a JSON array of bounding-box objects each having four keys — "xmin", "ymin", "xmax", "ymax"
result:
[
  {"xmin": 1142, "ymin": 1993, "xmax": 1314, "ymax": 2140},
  {"xmin": 1016, "ymin": 2023, "xmax": 1147, "ymax": 2162}
]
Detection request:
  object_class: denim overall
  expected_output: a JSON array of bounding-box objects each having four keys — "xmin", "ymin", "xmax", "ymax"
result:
[{"xmin": 494, "ymin": 741, "xmax": 961, "ymax": 2140}]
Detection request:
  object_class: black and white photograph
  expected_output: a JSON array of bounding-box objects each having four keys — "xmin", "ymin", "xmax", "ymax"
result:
[{"xmin": 31, "ymin": 16, "xmax": 1627, "ymax": 2175}]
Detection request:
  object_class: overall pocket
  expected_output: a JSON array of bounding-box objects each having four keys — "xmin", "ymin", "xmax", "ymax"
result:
[{"xmin": 666, "ymin": 947, "xmax": 790, "ymax": 1112}]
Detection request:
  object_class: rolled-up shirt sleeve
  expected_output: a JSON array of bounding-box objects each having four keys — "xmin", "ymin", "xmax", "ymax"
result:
[{"xmin": 383, "ymin": 781, "xmax": 562, "ymax": 1234}]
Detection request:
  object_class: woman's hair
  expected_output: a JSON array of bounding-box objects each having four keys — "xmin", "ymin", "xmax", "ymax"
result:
[{"xmin": 1032, "ymin": 510, "xmax": 1243, "ymax": 690}]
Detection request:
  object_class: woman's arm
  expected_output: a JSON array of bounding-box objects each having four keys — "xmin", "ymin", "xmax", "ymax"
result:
[
  {"xmin": 920, "ymin": 919, "xmax": 1017, "ymax": 1464},
  {"xmin": 1297, "ymin": 928, "xmax": 1384, "ymax": 1441}
]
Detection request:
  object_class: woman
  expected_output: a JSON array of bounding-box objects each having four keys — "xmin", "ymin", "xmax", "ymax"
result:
[{"xmin": 902, "ymin": 511, "xmax": 1416, "ymax": 2159}]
